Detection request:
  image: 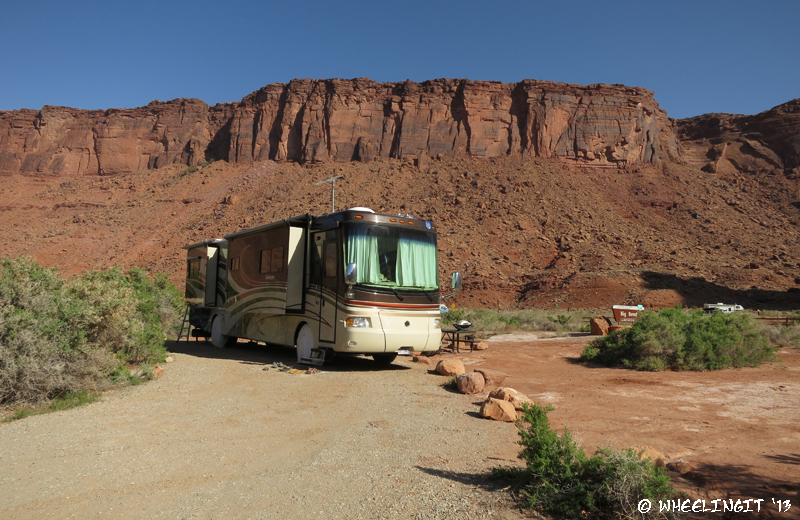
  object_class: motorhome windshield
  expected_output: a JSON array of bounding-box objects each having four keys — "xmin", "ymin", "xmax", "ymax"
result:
[{"xmin": 345, "ymin": 223, "xmax": 438, "ymax": 290}]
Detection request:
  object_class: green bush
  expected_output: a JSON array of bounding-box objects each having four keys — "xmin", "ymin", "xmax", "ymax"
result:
[
  {"xmin": 0, "ymin": 258, "xmax": 183, "ymax": 406},
  {"xmin": 581, "ymin": 307, "xmax": 775, "ymax": 371},
  {"xmin": 442, "ymin": 307, "xmax": 590, "ymax": 333},
  {"xmin": 494, "ymin": 403, "xmax": 677, "ymax": 519}
]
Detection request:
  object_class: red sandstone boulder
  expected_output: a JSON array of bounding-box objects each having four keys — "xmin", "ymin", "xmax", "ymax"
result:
[
  {"xmin": 456, "ymin": 372, "xmax": 485, "ymax": 394},
  {"xmin": 590, "ymin": 317, "xmax": 610, "ymax": 336},
  {"xmin": 488, "ymin": 387, "xmax": 534, "ymax": 410},
  {"xmin": 474, "ymin": 368, "xmax": 508, "ymax": 386},
  {"xmin": 435, "ymin": 358, "xmax": 465, "ymax": 376},
  {"xmin": 480, "ymin": 398, "xmax": 517, "ymax": 422}
]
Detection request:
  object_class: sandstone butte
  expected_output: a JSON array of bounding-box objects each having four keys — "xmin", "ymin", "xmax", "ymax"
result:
[
  {"xmin": 0, "ymin": 78, "xmax": 686, "ymax": 176},
  {"xmin": 3, "ymin": 78, "xmax": 797, "ymax": 179}
]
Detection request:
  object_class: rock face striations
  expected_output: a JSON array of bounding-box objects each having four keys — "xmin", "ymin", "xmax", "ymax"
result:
[
  {"xmin": 227, "ymin": 78, "xmax": 681, "ymax": 166},
  {"xmin": 0, "ymin": 78, "xmax": 682, "ymax": 176},
  {"xmin": 676, "ymin": 98, "xmax": 800, "ymax": 177},
  {"xmin": 0, "ymin": 99, "xmax": 236, "ymax": 176}
]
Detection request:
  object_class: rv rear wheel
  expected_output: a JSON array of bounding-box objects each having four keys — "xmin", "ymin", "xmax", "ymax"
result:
[
  {"xmin": 211, "ymin": 316, "xmax": 234, "ymax": 348},
  {"xmin": 371, "ymin": 353, "xmax": 397, "ymax": 365},
  {"xmin": 296, "ymin": 324, "xmax": 314, "ymax": 363}
]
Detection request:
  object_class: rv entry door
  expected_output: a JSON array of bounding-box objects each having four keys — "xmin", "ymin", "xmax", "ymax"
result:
[{"xmin": 318, "ymin": 238, "xmax": 338, "ymax": 343}]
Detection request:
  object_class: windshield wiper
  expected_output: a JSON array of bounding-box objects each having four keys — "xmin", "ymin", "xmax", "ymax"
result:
[
  {"xmin": 362, "ymin": 283, "xmax": 405, "ymax": 301},
  {"xmin": 388, "ymin": 286, "xmax": 405, "ymax": 301},
  {"xmin": 407, "ymin": 286, "xmax": 434, "ymax": 301}
]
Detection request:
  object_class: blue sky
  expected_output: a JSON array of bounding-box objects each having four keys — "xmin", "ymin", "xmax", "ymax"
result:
[{"xmin": 1, "ymin": 0, "xmax": 797, "ymax": 119}]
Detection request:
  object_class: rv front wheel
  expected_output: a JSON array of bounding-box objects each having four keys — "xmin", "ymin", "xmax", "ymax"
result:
[
  {"xmin": 296, "ymin": 324, "xmax": 314, "ymax": 363},
  {"xmin": 211, "ymin": 316, "xmax": 234, "ymax": 348},
  {"xmin": 372, "ymin": 353, "xmax": 397, "ymax": 365}
]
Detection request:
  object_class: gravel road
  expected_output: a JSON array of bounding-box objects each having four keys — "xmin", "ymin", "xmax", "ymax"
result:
[{"xmin": 0, "ymin": 341, "xmax": 526, "ymax": 520}]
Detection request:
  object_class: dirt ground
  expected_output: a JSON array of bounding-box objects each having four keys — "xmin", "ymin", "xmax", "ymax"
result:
[
  {"xmin": 475, "ymin": 334, "xmax": 800, "ymax": 519},
  {"xmin": 1, "ymin": 334, "xmax": 798, "ymax": 519}
]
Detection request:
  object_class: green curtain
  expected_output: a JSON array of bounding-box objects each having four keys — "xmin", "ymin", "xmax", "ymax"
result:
[
  {"xmin": 346, "ymin": 226, "xmax": 381, "ymax": 284},
  {"xmin": 396, "ymin": 233, "xmax": 437, "ymax": 288}
]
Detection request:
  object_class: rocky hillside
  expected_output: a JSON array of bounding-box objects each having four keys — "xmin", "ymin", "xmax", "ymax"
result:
[{"xmin": 0, "ymin": 78, "xmax": 798, "ymax": 311}]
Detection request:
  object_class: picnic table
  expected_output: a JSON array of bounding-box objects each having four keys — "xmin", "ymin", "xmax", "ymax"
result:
[{"xmin": 440, "ymin": 328, "xmax": 477, "ymax": 354}]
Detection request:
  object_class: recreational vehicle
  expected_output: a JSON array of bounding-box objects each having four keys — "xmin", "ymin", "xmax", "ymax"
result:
[
  {"xmin": 183, "ymin": 208, "xmax": 459, "ymax": 365},
  {"xmin": 703, "ymin": 303, "xmax": 744, "ymax": 314}
]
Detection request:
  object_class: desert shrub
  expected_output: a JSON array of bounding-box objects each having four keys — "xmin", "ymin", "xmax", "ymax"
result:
[
  {"xmin": 548, "ymin": 314, "xmax": 572, "ymax": 327},
  {"xmin": 493, "ymin": 403, "xmax": 677, "ymax": 519},
  {"xmin": 0, "ymin": 258, "xmax": 182, "ymax": 405},
  {"xmin": 440, "ymin": 375, "xmax": 458, "ymax": 392},
  {"xmin": 442, "ymin": 307, "xmax": 590, "ymax": 332},
  {"xmin": 581, "ymin": 307, "xmax": 775, "ymax": 371},
  {"xmin": 755, "ymin": 320, "xmax": 800, "ymax": 349}
]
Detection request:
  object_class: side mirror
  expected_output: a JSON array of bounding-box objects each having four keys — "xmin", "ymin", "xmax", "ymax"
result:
[
  {"xmin": 345, "ymin": 263, "xmax": 357, "ymax": 285},
  {"xmin": 451, "ymin": 272, "xmax": 462, "ymax": 292}
]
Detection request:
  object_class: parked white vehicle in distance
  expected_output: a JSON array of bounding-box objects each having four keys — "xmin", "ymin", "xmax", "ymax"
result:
[{"xmin": 703, "ymin": 303, "xmax": 744, "ymax": 314}]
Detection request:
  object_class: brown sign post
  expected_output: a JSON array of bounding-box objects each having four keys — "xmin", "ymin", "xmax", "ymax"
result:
[{"xmin": 612, "ymin": 305, "xmax": 641, "ymax": 324}]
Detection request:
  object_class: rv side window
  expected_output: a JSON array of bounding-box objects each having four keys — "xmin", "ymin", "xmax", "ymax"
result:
[
  {"xmin": 260, "ymin": 250, "xmax": 272, "ymax": 273},
  {"xmin": 187, "ymin": 259, "xmax": 200, "ymax": 279},
  {"xmin": 272, "ymin": 247, "xmax": 284, "ymax": 272},
  {"xmin": 260, "ymin": 248, "xmax": 285, "ymax": 274}
]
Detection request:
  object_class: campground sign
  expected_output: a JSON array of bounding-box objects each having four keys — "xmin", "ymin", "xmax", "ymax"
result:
[{"xmin": 612, "ymin": 305, "xmax": 643, "ymax": 324}]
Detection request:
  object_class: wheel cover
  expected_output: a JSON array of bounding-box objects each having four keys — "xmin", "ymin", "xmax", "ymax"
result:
[
  {"xmin": 296, "ymin": 324, "xmax": 314, "ymax": 363},
  {"xmin": 211, "ymin": 317, "xmax": 227, "ymax": 348}
]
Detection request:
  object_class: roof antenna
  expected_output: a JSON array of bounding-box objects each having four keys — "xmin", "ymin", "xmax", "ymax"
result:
[{"xmin": 315, "ymin": 175, "xmax": 344, "ymax": 212}]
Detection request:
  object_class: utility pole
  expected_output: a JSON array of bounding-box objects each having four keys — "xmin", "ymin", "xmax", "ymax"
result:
[{"xmin": 315, "ymin": 175, "xmax": 344, "ymax": 212}]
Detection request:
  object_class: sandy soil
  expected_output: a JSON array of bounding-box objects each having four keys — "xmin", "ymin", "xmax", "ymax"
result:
[
  {"xmin": 477, "ymin": 334, "xmax": 800, "ymax": 519},
  {"xmin": 0, "ymin": 334, "xmax": 798, "ymax": 519}
]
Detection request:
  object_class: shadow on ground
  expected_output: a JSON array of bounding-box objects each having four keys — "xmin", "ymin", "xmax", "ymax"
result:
[
  {"xmin": 414, "ymin": 466, "xmax": 511, "ymax": 491},
  {"xmin": 165, "ymin": 339, "xmax": 410, "ymax": 373},
  {"xmin": 668, "ymin": 460, "xmax": 799, "ymax": 504}
]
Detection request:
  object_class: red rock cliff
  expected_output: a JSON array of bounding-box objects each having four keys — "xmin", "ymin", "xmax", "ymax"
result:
[
  {"xmin": 0, "ymin": 78, "xmax": 682, "ymax": 175},
  {"xmin": 0, "ymin": 99, "xmax": 235, "ymax": 175},
  {"xmin": 676, "ymin": 98, "xmax": 800, "ymax": 177}
]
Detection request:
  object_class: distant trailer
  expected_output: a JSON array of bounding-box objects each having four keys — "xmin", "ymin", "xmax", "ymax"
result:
[
  {"xmin": 183, "ymin": 208, "xmax": 459, "ymax": 366},
  {"xmin": 703, "ymin": 303, "xmax": 744, "ymax": 314}
]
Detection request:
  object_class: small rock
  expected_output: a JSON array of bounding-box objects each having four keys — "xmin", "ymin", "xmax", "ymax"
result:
[
  {"xmin": 435, "ymin": 358, "xmax": 465, "ymax": 376},
  {"xmin": 474, "ymin": 368, "xmax": 508, "ymax": 386},
  {"xmin": 412, "ymin": 355, "xmax": 433, "ymax": 366},
  {"xmin": 479, "ymin": 398, "xmax": 517, "ymax": 422},
  {"xmin": 472, "ymin": 341, "xmax": 489, "ymax": 350},
  {"xmin": 153, "ymin": 366, "xmax": 165, "ymax": 379},
  {"xmin": 224, "ymin": 194, "xmax": 241, "ymax": 205},
  {"xmin": 416, "ymin": 151, "xmax": 429, "ymax": 171},
  {"xmin": 456, "ymin": 372, "xmax": 485, "ymax": 394},
  {"xmin": 165, "ymin": 356, "xmax": 174, "ymax": 363}
]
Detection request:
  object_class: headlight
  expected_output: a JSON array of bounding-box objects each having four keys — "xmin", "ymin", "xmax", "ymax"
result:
[
  {"xmin": 344, "ymin": 316, "xmax": 371, "ymax": 328},
  {"xmin": 433, "ymin": 318, "xmax": 441, "ymax": 329}
]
